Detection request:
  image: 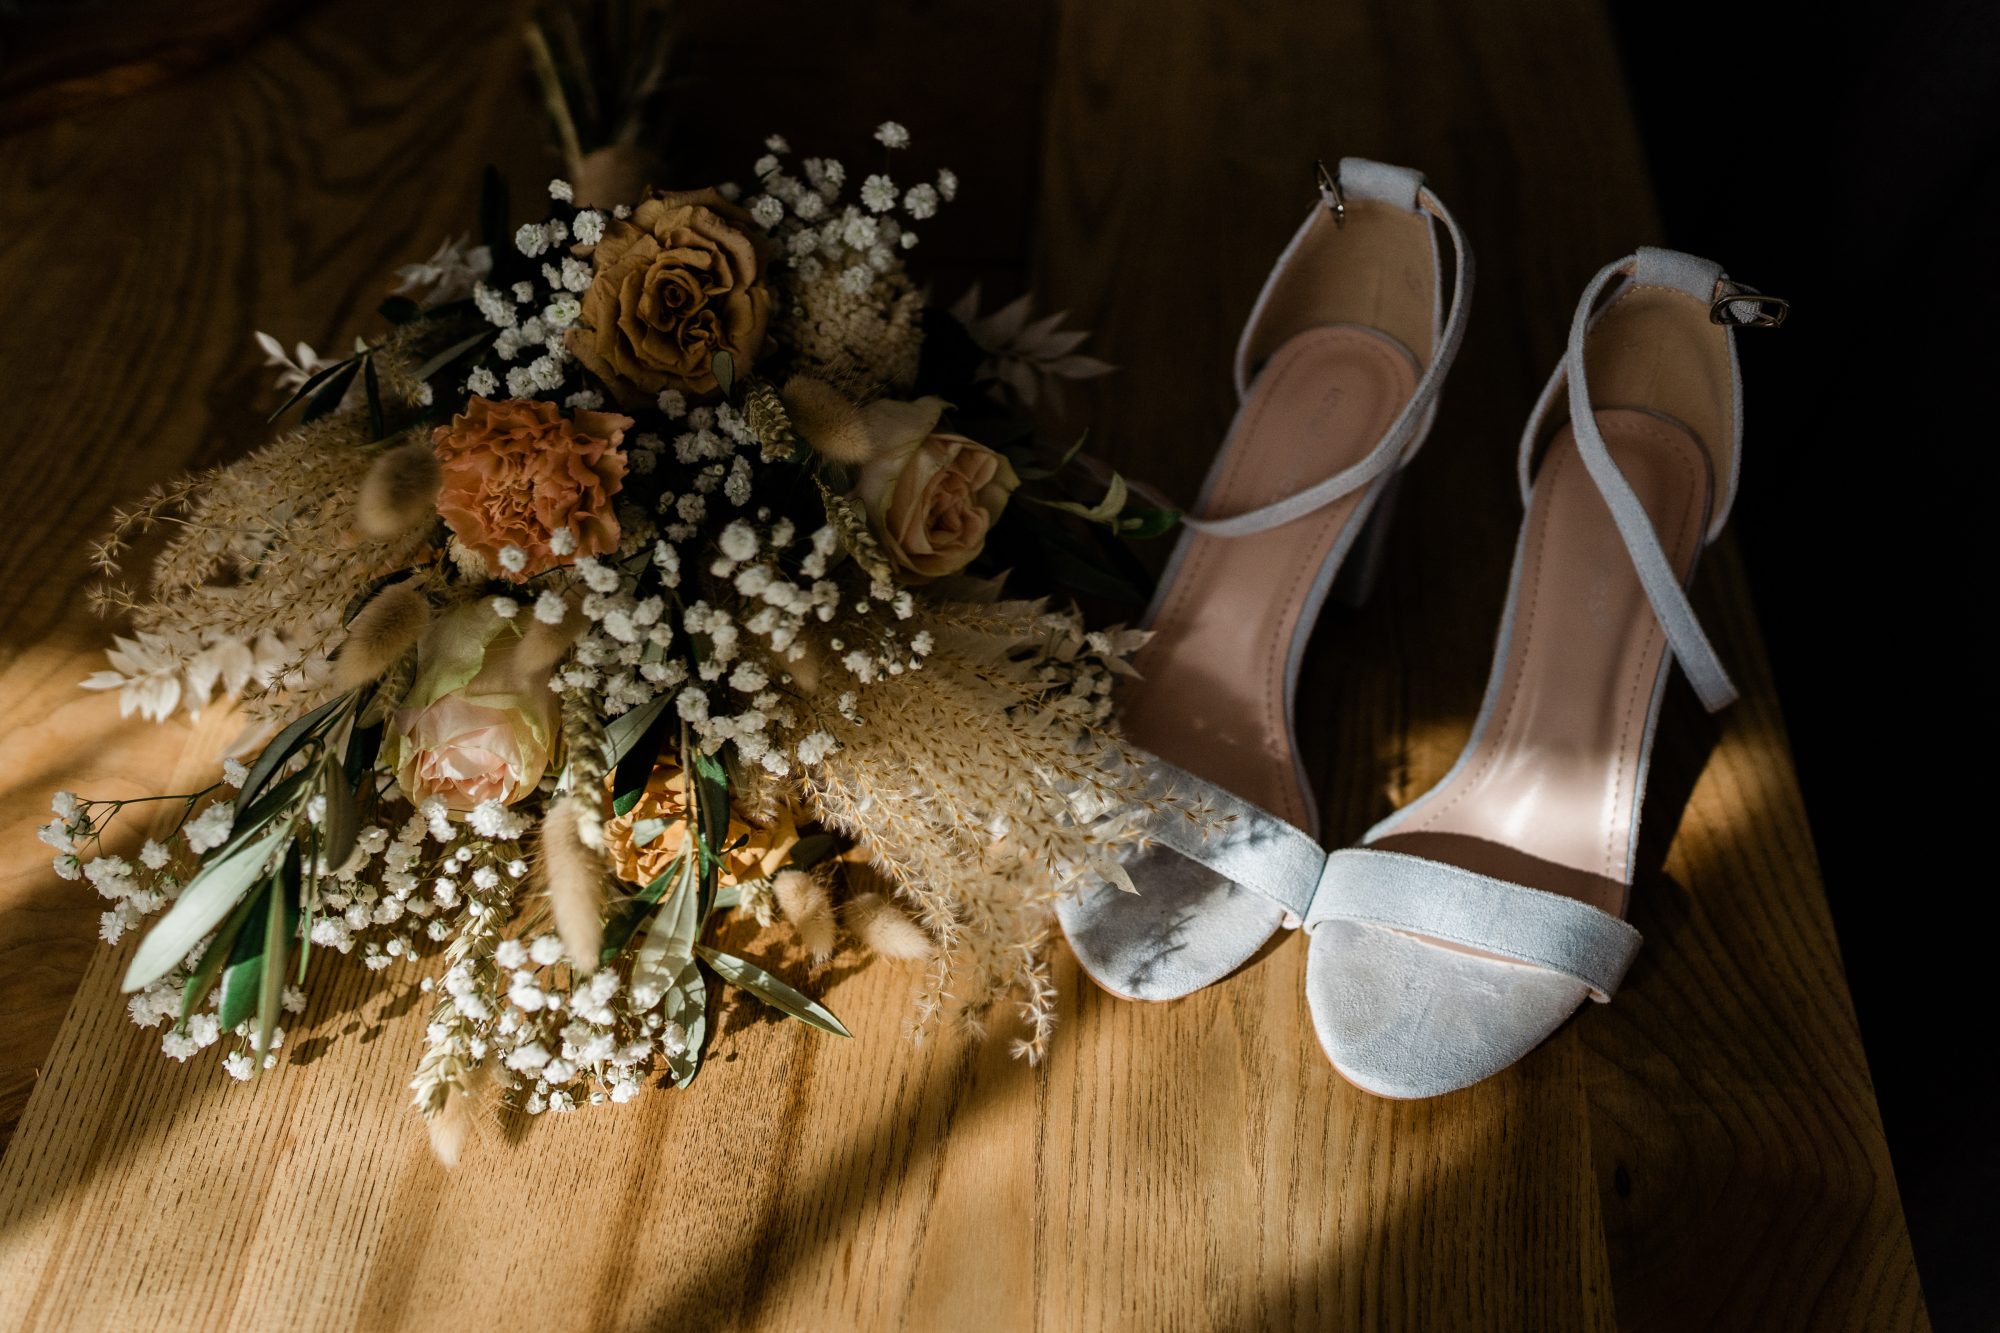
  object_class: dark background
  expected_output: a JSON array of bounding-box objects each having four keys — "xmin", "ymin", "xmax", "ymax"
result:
[{"xmin": 1610, "ymin": 1, "xmax": 1997, "ymax": 1326}]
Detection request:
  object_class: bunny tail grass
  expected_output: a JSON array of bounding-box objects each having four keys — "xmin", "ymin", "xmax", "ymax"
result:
[
  {"xmin": 356, "ymin": 438, "xmax": 443, "ymax": 538},
  {"xmin": 780, "ymin": 375, "xmax": 876, "ymax": 466},
  {"xmin": 773, "ymin": 869, "xmax": 836, "ymax": 961},
  {"xmin": 542, "ymin": 796, "xmax": 607, "ymax": 972},
  {"xmin": 424, "ymin": 1060, "xmax": 489, "ymax": 1169},
  {"xmin": 843, "ymin": 891, "xmax": 932, "ymax": 961},
  {"xmin": 330, "ymin": 580, "xmax": 430, "ymax": 689}
]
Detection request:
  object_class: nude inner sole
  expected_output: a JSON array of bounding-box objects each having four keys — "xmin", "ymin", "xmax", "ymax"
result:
[
  {"xmin": 1375, "ymin": 408, "xmax": 1712, "ymax": 918},
  {"xmin": 1119, "ymin": 324, "xmax": 1419, "ymax": 833}
]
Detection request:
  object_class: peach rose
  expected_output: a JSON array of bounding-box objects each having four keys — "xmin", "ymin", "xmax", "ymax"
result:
[
  {"xmin": 384, "ymin": 603, "xmax": 563, "ymax": 811},
  {"xmin": 603, "ymin": 762, "xmax": 799, "ymax": 888},
  {"xmin": 851, "ymin": 398, "xmax": 1019, "ymax": 580},
  {"xmin": 568, "ymin": 188, "xmax": 773, "ymax": 406},
  {"xmin": 392, "ymin": 695, "xmax": 553, "ymax": 810}
]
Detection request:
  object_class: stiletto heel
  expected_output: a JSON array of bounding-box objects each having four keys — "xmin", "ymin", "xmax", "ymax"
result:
[
  {"xmin": 1329, "ymin": 471, "xmax": 1403, "ymax": 609},
  {"xmin": 1057, "ymin": 158, "xmax": 1471, "ymax": 1001},
  {"xmin": 1303, "ymin": 247, "xmax": 1785, "ymax": 1097}
]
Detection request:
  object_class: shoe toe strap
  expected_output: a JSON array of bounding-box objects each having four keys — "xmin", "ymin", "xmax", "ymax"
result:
[
  {"xmin": 1128, "ymin": 754, "xmax": 1323, "ymax": 926},
  {"xmin": 1306, "ymin": 848, "xmax": 1642, "ymax": 1001}
]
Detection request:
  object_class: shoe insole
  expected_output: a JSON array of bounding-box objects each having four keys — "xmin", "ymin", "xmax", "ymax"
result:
[
  {"xmin": 1120, "ymin": 324, "xmax": 1419, "ymax": 835},
  {"xmin": 1375, "ymin": 408, "xmax": 1711, "ymax": 914}
]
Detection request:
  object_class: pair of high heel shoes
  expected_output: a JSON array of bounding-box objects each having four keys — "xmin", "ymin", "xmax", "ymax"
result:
[{"xmin": 1059, "ymin": 157, "xmax": 1786, "ymax": 1099}]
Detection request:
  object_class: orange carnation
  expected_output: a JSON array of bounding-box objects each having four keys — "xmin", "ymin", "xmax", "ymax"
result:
[{"xmin": 431, "ymin": 397, "xmax": 632, "ymax": 581}]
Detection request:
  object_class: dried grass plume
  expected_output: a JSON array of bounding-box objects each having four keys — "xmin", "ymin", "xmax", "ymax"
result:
[
  {"xmin": 542, "ymin": 795, "xmax": 607, "ymax": 971},
  {"xmin": 424, "ymin": 1057, "xmax": 490, "ymax": 1169},
  {"xmin": 844, "ymin": 890, "xmax": 931, "ymax": 961},
  {"xmin": 773, "ymin": 869, "xmax": 835, "ymax": 961},
  {"xmin": 781, "ymin": 375, "xmax": 875, "ymax": 466},
  {"xmin": 330, "ymin": 580, "xmax": 429, "ymax": 690},
  {"xmin": 357, "ymin": 438, "xmax": 443, "ymax": 538}
]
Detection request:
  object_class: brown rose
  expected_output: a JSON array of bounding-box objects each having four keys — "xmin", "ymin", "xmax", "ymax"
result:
[
  {"xmin": 567, "ymin": 188, "xmax": 772, "ymax": 406},
  {"xmin": 432, "ymin": 397, "xmax": 633, "ymax": 581},
  {"xmin": 852, "ymin": 397, "xmax": 1020, "ymax": 580}
]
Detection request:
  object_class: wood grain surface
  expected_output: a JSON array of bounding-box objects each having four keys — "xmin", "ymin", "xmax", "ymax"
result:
[{"xmin": 0, "ymin": 0, "xmax": 1927, "ymax": 1329}]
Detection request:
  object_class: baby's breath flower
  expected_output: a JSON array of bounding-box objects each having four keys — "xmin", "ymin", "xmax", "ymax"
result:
[
  {"xmin": 860, "ymin": 175, "xmax": 897, "ymax": 213},
  {"xmin": 874, "ymin": 121, "xmax": 910, "ymax": 149},
  {"xmin": 515, "ymin": 224, "xmax": 552, "ymax": 258},
  {"xmin": 185, "ymin": 803, "xmax": 234, "ymax": 853},
  {"xmin": 548, "ymin": 178, "xmax": 574, "ymax": 202}
]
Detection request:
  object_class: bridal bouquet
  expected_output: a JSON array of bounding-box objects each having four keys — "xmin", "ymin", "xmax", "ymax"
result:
[{"xmin": 37, "ymin": 123, "xmax": 1172, "ymax": 1163}]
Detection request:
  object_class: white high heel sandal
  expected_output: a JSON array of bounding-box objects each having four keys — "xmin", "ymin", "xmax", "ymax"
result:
[
  {"xmin": 1304, "ymin": 248, "xmax": 1786, "ymax": 1097},
  {"xmin": 1057, "ymin": 158, "xmax": 1472, "ymax": 1001}
]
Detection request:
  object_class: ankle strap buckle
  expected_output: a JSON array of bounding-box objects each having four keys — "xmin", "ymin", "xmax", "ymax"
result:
[
  {"xmin": 1314, "ymin": 159, "xmax": 1346, "ymax": 228},
  {"xmin": 1709, "ymin": 290, "xmax": 1789, "ymax": 328}
]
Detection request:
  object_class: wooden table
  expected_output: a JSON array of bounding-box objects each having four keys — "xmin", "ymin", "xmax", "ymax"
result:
[{"xmin": 0, "ymin": 1, "xmax": 1928, "ymax": 1328}]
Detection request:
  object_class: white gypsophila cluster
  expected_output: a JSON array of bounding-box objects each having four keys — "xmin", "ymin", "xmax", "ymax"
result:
[
  {"xmin": 463, "ymin": 204, "xmax": 602, "ymax": 401},
  {"xmin": 741, "ymin": 129, "xmax": 950, "ymax": 389},
  {"xmin": 407, "ymin": 847, "xmax": 706, "ymax": 1116},
  {"xmin": 479, "ymin": 946, "xmax": 686, "ymax": 1115},
  {"xmin": 40, "ymin": 776, "xmax": 262, "ymax": 942},
  {"xmin": 306, "ymin": 803, "xmax": 497, "ymax": 970},
  {"xmin": 536, "ymin": 388, "xmax": 910, "ymax": 776}
]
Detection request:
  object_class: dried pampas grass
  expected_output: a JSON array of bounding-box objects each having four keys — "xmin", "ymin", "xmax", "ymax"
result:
[
  {"xmin": 541, "ymin": 796, "xmax": 607, "ymax": 971},
  {"xmin": 798, "ymin": 599, "xmax": 1154, "ymax": 1060},
  {"xmin": 330, "ymin": 580, "xmax": 429, "ymax": 689}
]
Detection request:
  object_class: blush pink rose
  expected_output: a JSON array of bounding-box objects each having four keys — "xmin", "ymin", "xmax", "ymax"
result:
[
  {"xmin": 851, "ymin": 398, "xmax": 1019, "ymax": 580},
  {"xmin": 392, "ymin": 694, "xmax": 553, "ymax": 810},
  {"xmin": 432, "ymin": 397, "xmax": 633, "ymax": 581},
  {"xmin": 384, "ymin": 602, "xmax": 567, "ymax": 811}
]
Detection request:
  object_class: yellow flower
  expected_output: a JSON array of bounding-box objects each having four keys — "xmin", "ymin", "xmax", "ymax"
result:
[{"xmin": 602, "ymin": 761, "xmax": 798, "ymax": 887}]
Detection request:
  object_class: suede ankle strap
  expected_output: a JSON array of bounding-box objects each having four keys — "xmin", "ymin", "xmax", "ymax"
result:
[{"xmin": 1183, "ymin": 157, "xmax": 1472, "ymax": 538}]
